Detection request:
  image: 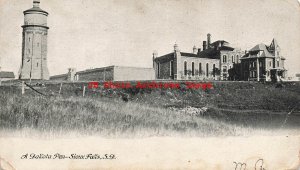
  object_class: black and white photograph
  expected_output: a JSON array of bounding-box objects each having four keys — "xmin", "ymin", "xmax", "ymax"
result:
[{"xmin": 0, "ymin": 0, "xmax": 300, "ymax": 169}]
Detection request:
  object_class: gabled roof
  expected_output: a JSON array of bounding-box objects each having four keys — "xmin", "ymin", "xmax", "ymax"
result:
[
  {"xmin": 248, "ymin": 43, "xmax": 274, "ymax": 58},
  {"xmin": 249, "ymin": 43, "xmax": 267, "ymax": 52},
  {"xmin": 0, "ymin": 71, "xmax": 15, "ymax": 78}
]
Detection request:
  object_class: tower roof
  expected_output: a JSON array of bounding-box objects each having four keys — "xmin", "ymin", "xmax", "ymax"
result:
[{"xmin": 24, "ymin": 0, "xmax": 48, "ymax": 15}]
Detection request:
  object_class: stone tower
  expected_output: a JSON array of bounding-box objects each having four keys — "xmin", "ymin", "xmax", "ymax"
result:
[{"xmin": 19, "ymin": 0, "xmax": 49, "ymax": 80}]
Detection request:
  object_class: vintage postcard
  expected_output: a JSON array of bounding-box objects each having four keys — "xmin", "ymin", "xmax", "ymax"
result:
[{"xmin": 0, "ymin": 0, "xmax": 300, "ymax": 169}]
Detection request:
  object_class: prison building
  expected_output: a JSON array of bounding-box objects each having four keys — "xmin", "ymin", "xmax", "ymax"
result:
[
  {"xmin": 153, "ymin": 33, "xmax": 243, "ymax": 80},
  {"xmin": 240, "ymin": 39, "xmax": 286, "ymax": 82},
  {"xmin": 50, "ymin": 66, "xmax": 155, "ymax": 82}
]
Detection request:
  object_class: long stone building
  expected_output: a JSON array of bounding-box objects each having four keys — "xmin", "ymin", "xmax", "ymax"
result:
[
  {"xmin": 50, "ymin": 66, "xmax": 155, "ymax": 82},
  {"xmin": 153, "ymin": 34, "xmax": 244, "ymax": 80},
  {"xmin": 19, "ymin": 0, "xmax": 50, "ymax": 80}
]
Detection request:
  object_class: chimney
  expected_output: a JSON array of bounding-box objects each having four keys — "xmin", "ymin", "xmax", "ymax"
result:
[
  {"xmin": 203, "ymin": 41, "xmax": 207, "ymax": 50},
  {"xmin": 207, "ymin": 33, "xmax": 211, "ymax": 49},
  {"xmin": 152, "ymin": 51, "xmax": 158, "ymax": 58},
  {"xmin": 174, "ymin": 43, "xmax": 180, "ymax": 52},
  {"xmin": 198, "ymin": 48, "xmax": 201, "ymax": 54},
  {"xmin": 193, "ymin": 45, "xmax": 197, "ymax": 54},
  {"xmin": 33, "ymin": 0, "xmax": 40, "ymax": 8},
  {"xmin": 67, "ymin": 68, "xmax": 77, "ymax": 82}
]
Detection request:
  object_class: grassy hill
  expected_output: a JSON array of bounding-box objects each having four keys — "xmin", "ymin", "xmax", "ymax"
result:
[{"xmin": 0, "ymin": 81, "xmax": 299, "ymax": 137}]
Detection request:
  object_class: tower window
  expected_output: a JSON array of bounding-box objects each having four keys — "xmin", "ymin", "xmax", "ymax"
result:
[
  {"xmin": 29, "ymin": 37, "xmax": 30, "ymax": 42},
  {"xmin": 37, "ymin": 63, "xmax": 39, "ymax": 67}
]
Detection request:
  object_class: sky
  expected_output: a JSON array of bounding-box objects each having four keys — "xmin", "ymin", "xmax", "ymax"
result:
[{"xmin": 0, "ymin": 0, "xmax": 299, "ymax": 77}]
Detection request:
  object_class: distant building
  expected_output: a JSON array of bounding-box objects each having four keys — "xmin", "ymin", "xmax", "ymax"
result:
[
  {"xmin": 19, "ymin": 0, "xmax": 50, "ymax": 80},
  {"xmin": 239, "ymin": 39, "xmax": 286, "ymax": 82},
  {"xmin": 153, "ymin": 34, "xmax": 243, "ymax": 80},
  {"xmin": 0, "ymin": 67, "xmax": 15, "ymax": 84},
  {"xmin": 50, "ymin": 66, "xmax": 155, "ymax": 82},
  {"xmin": 295, "ymin": 74, "xmax": 300, "ymax": 81}
]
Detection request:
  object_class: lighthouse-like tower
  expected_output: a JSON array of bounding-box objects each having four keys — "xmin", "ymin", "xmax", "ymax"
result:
[{"xmin": 19, "ymin": 0, "xmax": 49, "ymax": 80}]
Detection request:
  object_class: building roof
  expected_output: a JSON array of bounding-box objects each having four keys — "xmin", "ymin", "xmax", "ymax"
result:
[
  {"xmin": 24, "ymin": 7, "xmax": 48, "ymax": 15},
  {"xmin": 243, "ymin": 43, "xmax": 274, "ymax": 58},
  {"xmin": 153, "ymin": 53, "xmax": 174, "ymax": 62},
  {"xmin": 0, "ymin": 71, "xmax": 15, "ymax": 78}
]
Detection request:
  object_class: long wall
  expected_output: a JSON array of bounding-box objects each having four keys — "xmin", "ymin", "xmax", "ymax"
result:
[{"xmin": 113, "ymin": 66, "xmax": 155, "ymax": 81}]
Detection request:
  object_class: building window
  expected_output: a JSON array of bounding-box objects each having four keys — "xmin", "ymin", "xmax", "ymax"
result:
[
  {"xmin": 236, "ymin": 55, "xmax": 239, "ymax": 63},
  {"xmin": 184, "ymin": 61, "xmax": 187, "ymax": 76},
  {"xmin": 277, "ymin": 61, "xmax": 279, "ymax": 67},
  {"xmin": 37, "ymin": 63, "xmax": 39, "ymax": 67},
  {"xmin": 170, "ymin": 61, "xmax": 174, "ymax": 77},
  {"xmin": 192, "ymin": 62, "xmax": 195, "ymax": 76},
  {"xmin": 206, "ymin": 63, "xmax": 209, "ymax": 77},
  {"xmin": 213, "ymin": 64, "xmax": 216, "ymax": 77},
  {"xmin": 232, "ymin": 56, "xmax": 234, "ymax": 63},
  {"xmin": 269, "ymin": 61, "xmax": 272, "ymax": 67},
  {"xmin": 223, "ymin": 55, "xmax": 227, "ymax": 63},
  {"xmin": 199, "ymin": 63, "xmax": 202, "ymax": 75},
  {"xmin": 223, "ymin": 66, "xmax": 227, "ymax": 73},
  {"xmin": 27, "ymin": 49, "xmax": 30, "ymax": 54},
  {"xmin": 157, "ymin": 63, "xmax": 160, "ymax": 78},
  {"xmin": 37, "ymin": 43, "xmax": 39, "ymax": 47},
  {"xmin": 29, "ymin": 37, "xmax": 30, "ymax": 42}
]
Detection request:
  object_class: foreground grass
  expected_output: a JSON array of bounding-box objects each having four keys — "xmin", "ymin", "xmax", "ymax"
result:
[{"xmin": 0, "ymin": 81, "xmax": 299, "ymax": 137}]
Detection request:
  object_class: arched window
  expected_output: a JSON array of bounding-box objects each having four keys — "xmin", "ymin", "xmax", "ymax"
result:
[
  {"xmin": 213, "ymin": 64, "xmax": 216, "ymax": 77},
  {"xmin": 170, "ymin": 61, "xmax": 174, "ymax": 76},
  {"xmin": 206, "ymin": 63, "xmax": 209, "ymax": 77},
  {"xmin": 199, "ymin": 63, "xmax": 202, "ymax": 75},
  {"xmin": 157, "ymin": 63, "xmax": 160, "ymax": 78},
  {"xmin": 223, "ymin": 55, "xmax": 227, "ymax": 63},
  {"xmin": 192, "ymin": 62, "xmax": 195, "ymax": 76},
  {"xmin": 184, "ymin": 61, "xmax": 187, "ymax": 76}
]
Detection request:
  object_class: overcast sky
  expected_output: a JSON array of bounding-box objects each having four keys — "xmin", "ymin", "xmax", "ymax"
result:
[{"xmin": 0, "ymin": 0, "xmax": 299, "ymax": 76}]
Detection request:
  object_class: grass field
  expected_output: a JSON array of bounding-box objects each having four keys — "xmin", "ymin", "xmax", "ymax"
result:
[{"xmin": 0, "ymin": 81, "xmax": 299, "ymax": 137}]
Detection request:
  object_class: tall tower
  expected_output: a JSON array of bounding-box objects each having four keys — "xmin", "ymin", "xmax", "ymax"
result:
[{"xmin": 19, "ymin": 0, "xmax": 50, "ymax": 80}]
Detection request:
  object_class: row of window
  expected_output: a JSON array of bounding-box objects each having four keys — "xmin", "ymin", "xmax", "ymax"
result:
[
  {"xmin": 183, "ymin": 61, "xmax": 216, "ymax": 77},
  {"xmin": 222, "ymin": 55, "xmax": 240, "ymax": 63},
  {"xmin": 156, "ymin": 61, "xmax": 217, "ymax": 78}
]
